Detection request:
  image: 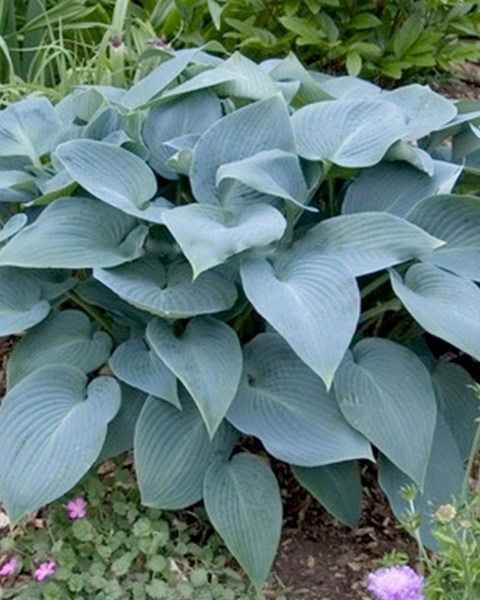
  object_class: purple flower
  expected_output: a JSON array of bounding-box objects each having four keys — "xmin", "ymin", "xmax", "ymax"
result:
[
  {"xmin": 367, "ymin": 565, "xmax": 425, "ymax": 600},
  {"xmin": 0, "ymin": 558, "xmax": 17, "ymax": 577},
  {"xmin": 33, "ymin": 560, "xmax": 57, "ymax": 582},
  {"xmin": 65, "ymin": 497, "xmax": 87, "ymax": 519}
]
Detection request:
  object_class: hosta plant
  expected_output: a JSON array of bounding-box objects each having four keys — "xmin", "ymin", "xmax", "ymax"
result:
[{"xmin": 1, "ymin": 49, "xmax": 480, "ymax": 589}]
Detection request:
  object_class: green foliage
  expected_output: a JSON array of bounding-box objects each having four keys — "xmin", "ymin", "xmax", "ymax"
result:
[
  {"xmin": 0, "ymin": 464, "xmax": 275, "ymax": 599},
  {"xmin": 138, "ymin": 0, "xmax": 480, "ymax": 81},
  {"xmin": 1, "ymin": 0, "xmax": 479, "ymax": 104},
  {"xmin": 1, "ymin": 49, "xmax": 480, "ymax": 589},
  {"xmin": 0, "ymin": 0, "xmax": 173, "ymax": 102}
]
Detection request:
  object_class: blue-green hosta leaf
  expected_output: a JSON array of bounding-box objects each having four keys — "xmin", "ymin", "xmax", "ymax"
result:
[
  {"xmin": 299, "ymin": 213, "xmax": 443, "ymax": 276},
  {"xmin": 292, "ymin": 462, "xmax": 362, "ymax": 528},
  {"xmin": 6, "ymin": 310, "xmax": 112, "ymax": 389},
  {"xmin": 190, "ymin": 95, "xmax": 295, "ymax": 204},
  {"xmin": 390, "ymin": 264, "xmax": 480, "ymax": 360},
  {"xmin": 0, "ymin": 267, "xmax": 50, "ymax": 335},
  {"xmin": 383, "ymin": 84, "xmax": 457, "ymax": 141},
  {"xmin": 31, "ymin": 169, "xmax": 77, "ymax": 207},
  {"xmin": 160, "ymin": 68, "xmax": 241, "ymax": 101},
  {"xmin": 135, "ymin": 392, "xmax": 238, "ymax": 510},
  {"xmin": 268, "ymin": 53, "xmax": 332, "ymax": 106},
  {"xmin": 379, "ymin": 415, "xmax": 464, "ymax": 549},
  {"xmin": 432, "ymin": 362, "xmax": 479, "ymax": 461},
  {"xmin": 27, "ymin": 269, "xmax": 76, "ymax": 300},
  {"xmin": 217, "ymin": 52, "xmax": 279, "ymax": 100},
  {"xmin": 384, "ymin": 142, "xmax": 434, "ymax": 175},
  {"xmin": 147, "ymin": 317, "xmax": 242, "ymax": 437},
  {"xmin": 121, "ymin": 49, "xmax": 199, "ymax": 109},
  {"xmin": 241, "ymin": 250, "xmax": 360, "ymax": 388},
  {"xmin": 320, "ymin": 76, "xmax": 380, "ymax": 100},
  {"xmin": 0, "ymin": 97, "xmax": 61, "ymax": 162},
  {"xmin": 0, "ymin": 171, "xmax": 36, "ymax": 203},
  {"xmin": 143, "ymin": 91, "xmax": 222, "ymax": 179},
  {"xmin": 227, "ymin": 333, "xmax": 372, "ymax": 466},
  {"xmin": 407, "ymin": 195, "xmax": 480, "ymax": 281},
  {"xmin": 56, "ymin": 140, "xmax": 157, "ymax": 210},
  {"xmin": 76, "ymin": 280, "xmax": 151, "ymax": 327},
  {"xmin": 98, "ymin": 384, "xmax": 147, "ymax": 462},
  {"xmin": 109, "ymin": 338, "xmax": 179, "ymax": 408},
  {"xmin": 0, "ymin": 214, "xmax": 28, "ymax": 242},
  {"xmin": 291, "ymin": 99, "xmax": 406, "ymax": 167},
  {"xmin": 203, "ymin": 453, "xmax": 282, "ymax": 590},
  {"xmin": 0, "ymin": 365, "xmax": 120, "ymax": 523},
  {"xmin": 342, "ymin": 160, "xmax": 462, "ymax": 217},
  {"xmin": 163, "ymin": 203, "xmax": 287, "ymax": 277},
  {"xmin": 334, "ymin": 338, "xmax": 437, "ymax": 486},
  {"xmin": 0, "ymin": 197, "xmax": 148, "ymax": 268},
  {"xmin": 94, "ymin": 258, "xmax": 237, "ymax": 319},
  {"xmin": 452, "ymin": 123, "xmax": 480, "ymax": 162},
  {"xmin": 216, "ymin": 149, "xmax": 309, "ymax": 208}
]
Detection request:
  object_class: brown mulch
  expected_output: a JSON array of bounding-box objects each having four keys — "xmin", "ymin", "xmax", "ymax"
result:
[{"xmin": 269, "ymin": 464, "xmax": 418, "ymax": 600}]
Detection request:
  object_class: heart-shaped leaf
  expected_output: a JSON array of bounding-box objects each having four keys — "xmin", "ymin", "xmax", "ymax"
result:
[
  {"xmin": 291, "ymin": 99, "xmax": 406, "ymax": 167},
  {"xmin": 94, "ymin": 258, "xmax": 237, "ymax": 319},
  {"xmin": 163, "ymin": 203, "xmax": 287, "ymax": 277},
  {"xmin": 204, "ymin": 453, "xmax": 282, "ymax": 590},
  {"xmin": 334, "ymin": 338, "xmax": 437, "ymax": 486},
  {"xmin": 0, "ymin": 97, "xmax": 61, "ymax": 163},
  {"xmin": 216, "ymin": 149, "xmax": 309, "ymax": 208},
  {"xmin": 0, "ymin": 267, "xmax": 51, "ymax": 336},
  {"xmin": 109, "ymin": 338, "xmax": 179, "ymax": 408},
  {"xmin": 143, "ymin": 90, "xmax": 222, "ymax": 179},
  {"xmin": 299, "ymin": 212, "xmax": 443, "ymax": 276},
  {"xmin": 384, "ymin": 85, "xmax": 457, "ymax": 141},
  {"xmin": 0, "ymin": 365, "xmax": 120, "ymax": 523},
  {"xmin": 56, "ymin": 140, "xmax": 157, "ymax": 210},
  {"xmin": 390, "ymin": 263, "xmax": 480, "ymax": 360},
  {"xmin": 407, "ymin": 195, "xmax": 480, "ymax": 281},
  {"xmin": 121, "ymin": 49, "xmax": 199, "ymax": 109},
  {"xmin": 190, "ymin": 95, "xmax": 295, "ymax": 204},
  {"xmin": 0, "ymin": 197, "xmax": 148, "ymax": 268},
  {"xmin": 147, "ymin": 317, "xmax": 242, "ymax": 436},
  {"xmin": 7, "ymin": 310, "xmax": 112, "ymax": 389},
  {"xmin": 134, "ymin": 392, "xmax": 238, "ymax": 510},
  {"xmin": 342, "ymin": 160, "xmax": 462, "ymax": 217},
  {"xmin": 227, "ymin": 333, "xmax": 372, "ymax": 466},
  {"xmin": 241, "ymin": 250, "xmax": 360, "ymax": 387}
]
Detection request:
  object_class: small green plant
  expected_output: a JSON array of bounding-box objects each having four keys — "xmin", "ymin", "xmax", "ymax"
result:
[
  {"xmin": 1, "ymin": 49, "xmax": 480, "ymax": 589},
  {"xmin": 0, "ymin": 462, "xmax": 277, "ymax": 599}
]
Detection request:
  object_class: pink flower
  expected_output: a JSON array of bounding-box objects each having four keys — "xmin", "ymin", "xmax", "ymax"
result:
[
  {"xmin": 65, "ymin": 497, "xmax": 87, "ymax": 519},
  {"xmin": 33, "ymin": 561, "xmax": 57, "ymax": 581},
  {"xmin": 0, "ymin": 558, "xmax": 17, "ymax": 577}
]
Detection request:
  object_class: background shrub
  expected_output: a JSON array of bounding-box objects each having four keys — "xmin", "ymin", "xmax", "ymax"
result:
[{"xmin": 1, "ymin": 0, "xmax": 479, "ymax": 102}]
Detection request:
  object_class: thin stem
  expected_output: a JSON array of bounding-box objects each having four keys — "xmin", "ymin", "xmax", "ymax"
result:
[
  {"xmin": 360, "ymin": 272, "xmax": 390, "ymax": 299},
  {"xmin": 460, "ymin": 416, "xmax": 480, "ymax": 504},
  {"xmin": 66, "ymin": 291, "xmax": 114, "ymax": 335},
  {"xmin": 359, "ymin": 299, "xmax": 401, "ymax": 324}
]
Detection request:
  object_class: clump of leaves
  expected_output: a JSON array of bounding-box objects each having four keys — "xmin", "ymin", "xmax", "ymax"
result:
[
  {"xmin": 0, "ymin": 463, "xmax": 273, "ymax": 600},
  {"xmin": 158, "ymin": 0, "xmax": 480, "ymax": 80},
  {"xmin": 0, "ymin": 49, "xmax": 480, "ymax": 590}
]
